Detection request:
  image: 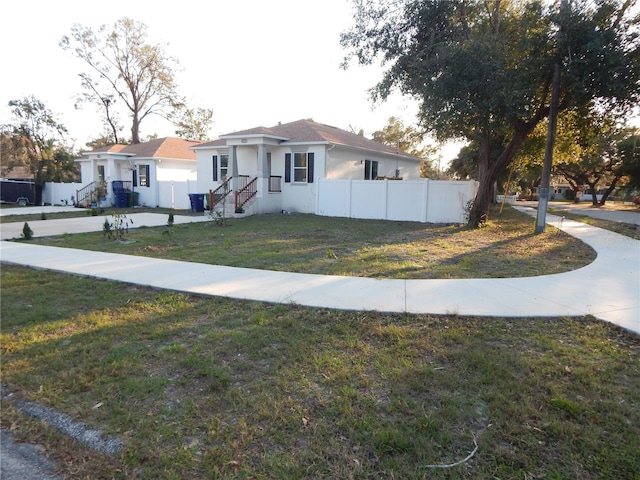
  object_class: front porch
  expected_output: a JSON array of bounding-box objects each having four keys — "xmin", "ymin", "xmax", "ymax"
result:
[
  {"xmin": 75, "ymin": 180, "xmax": 137, "ymax": 208},
  {"xmin": 206, "ymin": 174, "xmax": 283, "ymax": 216}
]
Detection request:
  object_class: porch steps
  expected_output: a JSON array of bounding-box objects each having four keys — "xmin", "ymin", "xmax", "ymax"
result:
[{"xmin": 209, "ymin": 192, "xmax": 256, "ymax": 219}]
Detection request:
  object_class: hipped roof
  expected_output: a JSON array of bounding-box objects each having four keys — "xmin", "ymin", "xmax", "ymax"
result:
[
  {"xmin": 85, "ymin": 137, "xmax": 198, "ymax": 160},
  {"xmin": 196, "ymin": 119, "xmax": 421, "ymax": 160}
]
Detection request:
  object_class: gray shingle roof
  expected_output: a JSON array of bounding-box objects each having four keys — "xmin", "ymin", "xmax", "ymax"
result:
[{"xmin": 197, "ymin": 119, "xmax": 420, "ymax": 160}]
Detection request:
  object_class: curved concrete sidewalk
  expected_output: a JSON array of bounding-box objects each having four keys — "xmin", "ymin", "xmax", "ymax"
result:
[{"xmin": 0, "ymin": 208, "xmax": 638, "ymax": 335}]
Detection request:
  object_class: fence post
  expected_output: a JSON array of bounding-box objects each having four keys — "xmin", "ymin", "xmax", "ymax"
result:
[
  {"xmin": 423, "ymin": 179, "xmax": 430, "ymax": 222},
  {"xmin": 348, "ymin": 179, "xmax": 353, "ymax": 218},
  {"xmin": 383, "ymin": 179, "xmax": 389, "ymax": 220}
]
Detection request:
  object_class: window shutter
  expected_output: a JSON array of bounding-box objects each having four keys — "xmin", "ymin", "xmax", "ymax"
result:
[
  {"xmin": 285, "ymin": 153, "xmax": 291, "ymax": 183},
  {"xmin": 307, "ymin": 152, "xmax": 315, "ymax": 183},
  {"xmin": 145, "ymin": 165, "xmax": 151, "ymax": 187},
  {"xmin": 133, "ymin": 169, "xmax": 138, "ymax": 187},
  {"xmin": 364, "ymin": 160, "xmax": 370, "ymax": 180},
  {"xmin": 212, "ymin": 155, "xmax": 218, "ymax": 181},
  {"xmin": 371, "ymin": 160, "xmax": 378, "ymax": 180}
]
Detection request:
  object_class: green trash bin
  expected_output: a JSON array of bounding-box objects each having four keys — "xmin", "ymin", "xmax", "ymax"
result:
[{"xmin": 128, "ymin": 192, "xmax": 139, "ymax": 207}]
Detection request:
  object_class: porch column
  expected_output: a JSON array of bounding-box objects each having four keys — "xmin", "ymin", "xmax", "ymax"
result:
[
  {"xmin": 257, "ymin": 144, "xmax": 268, "ymax": 199},
  {"xmin": 230, "ymin": 145, "xmax": 239, "ymax": 192},
  {"xmin": 89, "ymin": 158, "xmax": 97, "ymax": 183},
  {"xmin": 106, "ymin": 158, "xmax": 116, "ymax": 199},
  {"xmin": 257, "ymin": 145, "xmax": 268, "ymax": 178}
]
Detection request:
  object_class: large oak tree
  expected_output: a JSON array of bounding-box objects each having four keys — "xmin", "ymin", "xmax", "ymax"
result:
[{"xmin": 341, "ymin": 0, "xmax": 640, "ymax": 226}]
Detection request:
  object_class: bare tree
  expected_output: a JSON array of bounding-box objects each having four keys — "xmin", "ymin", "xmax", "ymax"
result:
[{"xmin": 60, "ymin": 17, "xmax": 185, "ymax": 144}]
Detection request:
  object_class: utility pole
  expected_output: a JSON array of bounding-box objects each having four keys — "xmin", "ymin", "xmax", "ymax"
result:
[
  {"xmin": 535, "ymin": 61, "xmax": 561, "ymax": 233},
  {"xmin": 535, "ymin": 0, "xmax": 565, "ymax": 233}
]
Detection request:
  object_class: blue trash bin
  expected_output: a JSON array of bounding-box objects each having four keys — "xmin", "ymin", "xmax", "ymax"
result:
[
  {"xmin": 189, "ymin": 193, "xmax": 205, "ymax": 212},
  {"xmin": 115, "ymin": 192, "xmax": 128, "ymax": 208}
]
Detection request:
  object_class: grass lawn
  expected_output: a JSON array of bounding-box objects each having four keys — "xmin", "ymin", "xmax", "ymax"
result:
[
  {"xmin": 1, "ymin": 205, "xmax": 638, "ymax": 479},
  {"xmin": 25, "ymin": 206, "xmax": 596, "ymax": 279}
]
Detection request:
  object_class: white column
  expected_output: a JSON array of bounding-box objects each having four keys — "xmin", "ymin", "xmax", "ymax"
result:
[
  {"xmin": 230, "ymin": 146, "xmax": 238, "ymax": 192},
  {"xmin": 257, "ymin": 145, "xmax": 269, "ymax": 178},
  {"xmin": 257, "ymin": 144, "xmax": 269, "ymax": 200}
]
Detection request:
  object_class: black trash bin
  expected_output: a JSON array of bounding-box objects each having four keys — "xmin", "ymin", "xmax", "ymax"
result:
[{"xmin": 189, "ymin": 193, "xmax": 205, "ymax": 212}]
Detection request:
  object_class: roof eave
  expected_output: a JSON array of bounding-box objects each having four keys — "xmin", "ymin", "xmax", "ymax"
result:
[
  {"xmin": 328, "ymin": 143, "xmax": 423, "ymax": 162},
  {"xmin": 220, "ymin": 133, "xmax": 290, "ymax": 141}
]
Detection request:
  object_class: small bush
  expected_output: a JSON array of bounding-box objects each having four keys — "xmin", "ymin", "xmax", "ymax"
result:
[
  {"xmin": 103, "ymin": 217, "xmax": 112, "ymax": 238},
  {"xmin": 22, "ymin": 222, "xmax": 33, "ymax": 240},
  {"xmin": 167, "ymin": 212, "xmax": 174, "ymax": 227},
  {"xmin": 103, "ymin": 213, "xmax": 132, "ymax": 240}
]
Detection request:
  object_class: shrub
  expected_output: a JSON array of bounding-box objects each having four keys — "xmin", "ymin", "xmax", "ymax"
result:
[
  {"xmin": 103, "ymin": 213, "xmax": 132, "ymax": 240},
  {"xmin": 22, "ymin": 222, "xmax": 33, "ymax": 240}
]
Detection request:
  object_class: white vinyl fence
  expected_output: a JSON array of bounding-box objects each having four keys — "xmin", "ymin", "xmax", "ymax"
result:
[
  {"xmin": 43, "ymin": 180, "xmax": 198, "ymax": 210},
  {"xmin": 41, "ymin": 182, "xmax": 83, "ymax": 206},
  {"xmin": 317, "ymin": 179, "xmax": 478, "ymax": 224},
  {"xmin": 158, "ymin": 180, "xmax": 198, "ymax": 210}
]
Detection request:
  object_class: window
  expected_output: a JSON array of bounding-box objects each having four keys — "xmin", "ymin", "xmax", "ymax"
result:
[
  {"xmin": 136, "ymin": 164, "xmax": 150, "ymax": 187},
  {"xmin": 294, "ymin": 153, "xmax": 307, "ymax": 182},
  {"xmin": 364, "ymin": 160, "xmax": 378, "ymax": 180},
  {"xmin": 212, "ymin": 154, "xmax": 229, "ymax": 181},
  {"xmin": 285, "ymin": 152, "xmax": 314, "ymax": 183}
]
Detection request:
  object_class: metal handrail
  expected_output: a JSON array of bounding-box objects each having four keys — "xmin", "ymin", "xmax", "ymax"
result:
[
  {"xmin": 209, "ymin": 177, "xmax": 232, "ymax": 209},
  {"xmin": 76, "ymin": 182, "xmax": 96, "ymax": 206},
  {"xmin": 235, "ymin": 177, "xmax": 257, "ymax": 210}
]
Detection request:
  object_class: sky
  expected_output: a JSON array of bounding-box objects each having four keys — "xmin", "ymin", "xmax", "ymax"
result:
[{"xmin": 0, "ymin": 0, "xmax": 462, "ymax": 166}]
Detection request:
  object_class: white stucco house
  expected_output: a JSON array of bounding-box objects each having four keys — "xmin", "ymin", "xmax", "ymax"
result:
[
  {"xmin": 67, "ymin": 120, "xmax": 475, "ymax": 223},
  {"xmin": 191, "ymin": 119, "xmax": 424, "ymax": 215},
  {"xmin": 74, "ymin": 137, "xmax": 200, "ymax": 208}
]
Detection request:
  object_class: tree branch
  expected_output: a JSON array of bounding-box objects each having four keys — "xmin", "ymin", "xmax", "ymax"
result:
[{"xmin": 420, "ymin": 434, "xmax": 479, "ymax": 469}]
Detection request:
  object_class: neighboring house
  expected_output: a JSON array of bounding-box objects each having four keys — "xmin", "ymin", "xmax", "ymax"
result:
[
  {"xmin": 75, "ymin": 137, "xmax": 199, "ymax": 208},
  {"xmin": 0, "ymin": 165, "xmax": 34, "ymax": 182},
  {"xmin": 192, "ymin": 119, "xmax": 424, "ymax": 215}
]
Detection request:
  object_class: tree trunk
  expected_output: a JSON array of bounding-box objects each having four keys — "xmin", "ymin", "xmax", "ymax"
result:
[
  {"xmin": 469, "ymin": 134, "xmax": 491, "ymax": 226},
  {"xmin": 468, "ymin": 127, "xmax": 532, "ymax": 227},
  {"xmin": 598, "ymin": 176, "xmax": 620, "ymax": 206},
  {"xmin": 131, "ymin": 114, "xmax": 141, "ymax": 144}
]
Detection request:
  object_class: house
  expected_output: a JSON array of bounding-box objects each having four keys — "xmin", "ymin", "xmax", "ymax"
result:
[
  {"xmin": 74, "ymin": 137, "xmax": 200, "ymax": 208},
  {"xmin": 67, "ymin": 120, "xmax": 475, "ymax": 223},
  {"xmin": 0, "ymin": 165, "xmax": 34, "ymax": 182},
  {"xmin": 192, "ymin": 119, "xmax": 424, "ymax": 215}
]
